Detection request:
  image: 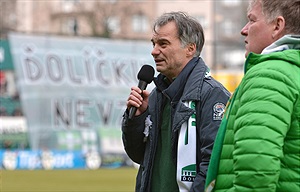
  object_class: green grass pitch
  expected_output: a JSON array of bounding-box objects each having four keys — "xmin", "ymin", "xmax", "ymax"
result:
[{"xmin": 0, "ymin": 167, "xmax": 138, "ymax": 192}]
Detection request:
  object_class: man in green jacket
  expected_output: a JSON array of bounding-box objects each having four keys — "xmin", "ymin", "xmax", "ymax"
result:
[{"xmin": 205, "ymin": 0, "xmax": 300, "ymax": 191}]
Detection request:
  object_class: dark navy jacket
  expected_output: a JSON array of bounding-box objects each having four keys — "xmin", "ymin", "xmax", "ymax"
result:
[{"xmin": 122, "ymin": 57, "xmax": 230, "ymax": 192}]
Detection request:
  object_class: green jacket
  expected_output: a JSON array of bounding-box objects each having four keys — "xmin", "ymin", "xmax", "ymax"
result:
[{"xmin": 206, "ymin": 46, "xmax": 300, "ymax": 191}]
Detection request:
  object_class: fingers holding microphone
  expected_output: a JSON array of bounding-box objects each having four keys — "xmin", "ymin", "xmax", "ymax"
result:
[{"xmin": 127, "ymin": 86, "xmax": 150, "ymax": 117}]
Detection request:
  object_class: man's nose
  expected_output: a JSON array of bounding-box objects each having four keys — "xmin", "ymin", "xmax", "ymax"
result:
[
  {"xmin": 241, "ymin": 23, "xmax": 249, "ymax": 36},
  {"xmin": 151, "ymin": 45, "xmax": 160, "ymax": 56}
]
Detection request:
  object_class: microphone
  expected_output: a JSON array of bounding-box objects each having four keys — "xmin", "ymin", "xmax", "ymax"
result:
[{"xmin": 128, "ymin": 64, "xmax": 155, "ymax": 119}]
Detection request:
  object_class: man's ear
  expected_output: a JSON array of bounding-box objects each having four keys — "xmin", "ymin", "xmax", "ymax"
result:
[
  {"xmin": 272, "ymin": 16, "xmax": 285, "ymax": 39},
  {"xmin": 187, "ymin": 43, "xmax": 196, "ymax": 57}
]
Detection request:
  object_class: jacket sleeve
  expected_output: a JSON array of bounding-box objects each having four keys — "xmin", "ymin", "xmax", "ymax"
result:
[
  {"xmin": 121, "ymin": 108, "xmax": 149, "ymax": 164},
  {"xmin": 228, "ymin": 62, "xmax": 297, "ymax": 191},
  {"xmin": 191, "ymin": 82, "xmax": 230, "ymax": 192}
]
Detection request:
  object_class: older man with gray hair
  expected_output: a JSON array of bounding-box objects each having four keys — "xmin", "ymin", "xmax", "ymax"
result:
[{"xmin": 205, "ymin": 0, "xmax": 300, "ymax": 191}]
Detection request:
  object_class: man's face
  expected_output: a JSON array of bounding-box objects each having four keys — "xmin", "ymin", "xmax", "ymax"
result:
[
  {"xmin": 151, "ymin": 21, "xmax": 193, "ymax": 80},
  {"xmin": 241, "ymin": 2, "xmax": 275, "ymax": 57}
]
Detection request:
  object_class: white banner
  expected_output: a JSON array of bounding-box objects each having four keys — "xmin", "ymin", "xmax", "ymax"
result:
[
  {"xmin": 8, "ymin": 33, "xmax": 155, "ymax": 153},
  {"xmin": 0, "ymin": 117, "xmax": 27, "ymax": 134}
]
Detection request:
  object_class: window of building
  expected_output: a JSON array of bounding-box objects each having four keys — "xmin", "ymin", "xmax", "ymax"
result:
[
  {"xmin": 107, "ymin": 17, "xmax": 120, "ymax": 34},
  {"xmin": 107, "ymin": 0, "xmax": 117, "ymax": 3},
  {"xmin": 132, "ymin": 14, "xmax": 148, "ymax": 33},
  {"xmin": 62, "ymin": 18, "xmax": 78, "ymax": 35},
  {"xmin": 194, "ymin": 15, "xmax": 208, "ymax": 28},
  {"xmin": 223, "ymin": 20, "xmax": 235, "ymax": 36},
  {"xmin": 222, "ymin": 0, "xmax": 241, "ymax": 6},
  {"xmin": 62, "ymin": 0, "xmax": 79, "ymax": 12}
]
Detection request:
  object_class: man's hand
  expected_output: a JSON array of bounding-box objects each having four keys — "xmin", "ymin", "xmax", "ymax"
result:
[{"xmin": 127, "ymin": 86, "xmax": 150, "ymax": 117}]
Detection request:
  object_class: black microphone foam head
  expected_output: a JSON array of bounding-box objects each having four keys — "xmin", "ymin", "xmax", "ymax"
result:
[{"xmin": 137, "ymin": 65, "xmax": 155, "ymax": 84}]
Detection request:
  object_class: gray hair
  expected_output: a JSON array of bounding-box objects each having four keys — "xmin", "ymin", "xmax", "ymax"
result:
[
  {"xmin": 249, "ymin": 0, "xmax": 300, "ymax": 34},
  {"xmin": 153, "ymin": 11, "xmax": 205, "ymax": 57}
]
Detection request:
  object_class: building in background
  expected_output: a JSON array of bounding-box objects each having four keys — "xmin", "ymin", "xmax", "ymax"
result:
[
  {"xmin": 0, "ymin": 0, "xmax": 248, "ymax": 70},
  {"xmin": 213, "ymin": 0, "xmax": 248, "ymax": 70}
]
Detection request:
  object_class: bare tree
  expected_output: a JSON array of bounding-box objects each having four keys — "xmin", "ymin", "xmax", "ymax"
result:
[{"xmin": 87, "ymin": 1, "xmax": 138, "ymax": 38}]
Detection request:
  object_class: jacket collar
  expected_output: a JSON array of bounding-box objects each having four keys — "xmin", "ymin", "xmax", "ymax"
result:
[
  {"xmin": 261, "ymin": 35, "xmax": 300, "ymax": 54},
  {"xmin": 154, "ymin": 57, "xmax": 199, "ymax": 102}
]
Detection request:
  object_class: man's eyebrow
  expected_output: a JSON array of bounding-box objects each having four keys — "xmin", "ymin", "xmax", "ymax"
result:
[
  {"xmin": 248, "ymin": 13, "xmax": 256, "ymax": 19},
  {"xmin": 157, "ymin": 38, "xmax": 170, "ymax": 42},
  {"xmin": 151, "ymin": 38, "xmax": 167, "ymax": 44}
]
